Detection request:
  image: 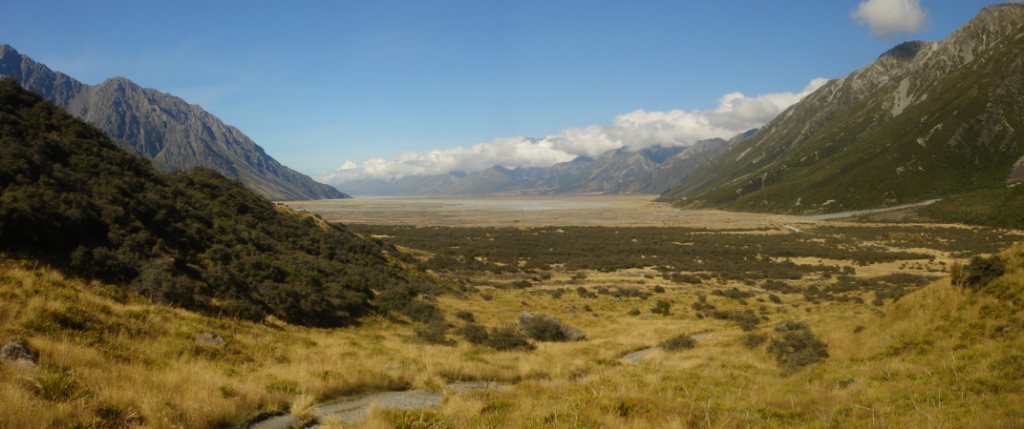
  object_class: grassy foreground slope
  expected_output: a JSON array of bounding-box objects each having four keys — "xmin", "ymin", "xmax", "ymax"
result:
[
  {"xmin": 0, "ymin": 258, "xmax": 445, "ymax": 428},
  {"xmin": 2, "ymin": 238, "xmax": 1022, "ymax": 428},
  {"xmin": 0, "ymin": 78, "xmax": 434, "ymax": 327}
]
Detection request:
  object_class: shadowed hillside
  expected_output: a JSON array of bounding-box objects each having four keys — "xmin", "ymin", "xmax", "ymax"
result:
[{"xmin": 0, "ymin": 78, "xmax": 435, "ymax": 327}]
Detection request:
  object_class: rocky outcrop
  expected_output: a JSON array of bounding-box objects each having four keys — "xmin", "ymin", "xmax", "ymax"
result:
[{"xmin": 0, "ymin": 44, "xmax": 347, "ymax": 201}]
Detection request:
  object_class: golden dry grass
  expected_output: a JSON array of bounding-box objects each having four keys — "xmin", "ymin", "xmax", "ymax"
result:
[{"xmin": 1, "ymin": 239, "xmax": 1023, "ymax": 428}]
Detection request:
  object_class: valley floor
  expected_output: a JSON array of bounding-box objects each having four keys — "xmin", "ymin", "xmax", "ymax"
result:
[{"xmin": 283, "ymin": 195, "xmax": 783, "ymax": 228}]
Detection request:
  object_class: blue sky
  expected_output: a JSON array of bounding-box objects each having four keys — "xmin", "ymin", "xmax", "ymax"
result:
[{"xmin": 0, "ymin": 0, "xmax": 1007, "ymax": 180}]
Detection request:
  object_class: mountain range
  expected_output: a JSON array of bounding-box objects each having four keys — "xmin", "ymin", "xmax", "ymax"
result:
[
  {"xmin": 337, "ymin": 137, "xmax": 733, "ymax": 196},
  {"xmin": 661, "ymin": 3, "xmax": 1024, "ymax": 225},
  {"xmin": 0, "ymin": 44, "xmax": 347, "ymax": 201}
]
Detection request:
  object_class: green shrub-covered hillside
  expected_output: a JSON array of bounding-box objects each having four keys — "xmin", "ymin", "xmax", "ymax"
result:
[{"xmin": 0, "ymin": 78, "xmax": 433, "ymax": 327}]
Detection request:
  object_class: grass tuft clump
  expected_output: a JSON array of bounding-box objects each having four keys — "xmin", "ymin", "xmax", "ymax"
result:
[{"xmin": 27, "ymin": 367, "xmax": 87, "ymax": 402}]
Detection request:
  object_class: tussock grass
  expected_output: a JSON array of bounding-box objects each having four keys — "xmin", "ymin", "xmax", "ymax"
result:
[{"xmin": 2, "ymin": 233, "xmax": 1023, "ymax": 427}]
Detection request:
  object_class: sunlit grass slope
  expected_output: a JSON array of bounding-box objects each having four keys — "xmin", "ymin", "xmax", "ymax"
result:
[{"xmin": 2, "ymin": 241, "xmax": 1022, "ymax": 428}]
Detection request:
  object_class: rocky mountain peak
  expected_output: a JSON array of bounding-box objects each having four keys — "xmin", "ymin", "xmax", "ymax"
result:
[
  {"xmin": 878, "ymin": 41, "xmax": 929, "ymax": 61},
  {"xmin": 0, "ymin": 44, "xmax": 346, "ymax": 200}
]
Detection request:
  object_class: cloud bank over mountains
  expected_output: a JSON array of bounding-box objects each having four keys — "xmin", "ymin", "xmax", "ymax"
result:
[
  {"xmin": 852, "ymin": 0, "xmax": 927, "ymax": 38},
  {"xmin": 322, "ymin": 78, "xmax": 827, "ymax": 184}
]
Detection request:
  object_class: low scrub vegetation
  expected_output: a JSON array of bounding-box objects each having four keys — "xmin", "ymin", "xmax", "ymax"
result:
[
  {"xmin": 952, "ymin": 255, "xmax": 1006, "ymax": 290},
  {"xmin": 350, "ymin": 224, "xmax": 960, "ymax": 284},
  {"xmin": 767, "ymin": 321, "xmax": 829, "ymax": 373},
  {"xmin": 455, "ymin": 323, "xmax": 534, "ymax": 351},
  {"xmin": 660, "ymin": 334, "xmax": 697, "ymax": 351},
  {"xmin": 520, "ymin": 316, "xmax": 568, "ymax": 342}
]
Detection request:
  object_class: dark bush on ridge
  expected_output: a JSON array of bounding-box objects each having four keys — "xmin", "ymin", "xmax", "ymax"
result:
[
  {"xmin": 767, "ymin": 321, "xmax": 829, "ymax": 373},
  {"xmin": 414, "ymin": 321, "xmax": 452, "ymax": 346},
  {"xmin": 743, "ymin": 333, "xmax": 768, "ymax": 349},
  {"xmin": 952, "ymin": 255, "xmax": 1006, "ymax": 290},
  {"xmin": 456, "ymin": 323, "xmax": 490, "ymax": 345},
  {"xmin": 660, "ymin": 334, "xmax": 696, "ymax": 351},
  {"xmin": 712, "ymin": 309, "xmax": 760, "ymax": 331},
  {"xmin": 485, "ymin": 326, "xmax": 535, "ymax": 351},
  {"xmin": 651, "ymin": 300, "xmax": 671, "ymax": 315},
  {"xmin": 520, "ymin": 316, "xmax": 567, "ymax": 342}
]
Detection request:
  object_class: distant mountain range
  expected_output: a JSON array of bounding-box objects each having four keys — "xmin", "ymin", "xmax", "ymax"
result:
[
  {"xmin": 661, "ymin": 4, "xmax": 1024, "ymax": 225},
  {"xmin": 338, "ymin": 137, "xmax": 735, "ymax": 196},
  {"xmin": 0, "ymin": 44, "xmax": 347, "ymax": 201}
]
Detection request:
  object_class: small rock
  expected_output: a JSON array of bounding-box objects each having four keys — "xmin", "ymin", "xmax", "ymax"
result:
[
  {"xmin": 1, "ymin": 340, "xmax": 39, "ymax": 367},
  {"xmin": 196, "ymin": 332, "xmax": 226, "ymax": 348}
]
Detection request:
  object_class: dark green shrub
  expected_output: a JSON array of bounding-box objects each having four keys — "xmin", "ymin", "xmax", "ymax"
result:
[
  {"xmin": 952, "ymin": 255, "xmax": 1005, "ymax": 290},
  {"xmin": 413, "ymin": 321, "xmax": 452, "ymax": 346},
  {"xmin": 485, "ymin": 326, "xmax": 534, "ymax": 351},
  {"xmin": 520, "ymin": 316, "xmax": 567, "ymax": 342},
  {"xmin": 660, "ymin": 334, "xmax": 696, "ymax": 351},
  {"xmin": 455, "ymin": 310, "xmax": 475, "ymax": 322},
  {"xmin": 767, "ymin": 321, "xmax": 829, "ymax": 373},
  {"xmin": 712, "ymin": 309, "xmax": 759, "ymax": 331},
  {"xmin": 712, "ymin": 287, "xmax": 752, "ymax": 301},
  {"xmin": 375, "ymin": 285, "xmax": 443, "ymax": 324},
  {"xmin": 576, "ymin": 287, "xmax": 596, "ymax": 299},
  {"xmin": 651, "ymin": 300, "xmax": 671, "ymax": 315},
  {"xmin": 511, "ymin": 280, "xmax": 532, "ymax": 289},
  {"xmin": 456, "ymin": 323, "xmax": 489, "ymax": 345},
  {"xmin": 743, "ymin": 333, "xmax": 767, "ymax": 349}
]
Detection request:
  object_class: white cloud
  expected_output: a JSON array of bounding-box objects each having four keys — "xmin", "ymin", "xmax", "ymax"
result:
[
  {"xmin": 852, "ymin": 0, "xmax": 927, "ymax": 38},
  {"xmin": 322, "ymin": 78, "xmax": 828, "ymax": 183}
]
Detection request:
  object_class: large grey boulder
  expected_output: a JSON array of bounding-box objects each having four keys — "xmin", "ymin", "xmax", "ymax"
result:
[
  {"xmin": 196, "ymin": 332, "xmax": 226, "ymax": 348},
  {"xmin": 1010, "ymin": 156, "xmax": 1024, "ymax": 183},
  {"xmin": 1, "ymin": 340, "xmax": 39, "ymax": 367}
]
